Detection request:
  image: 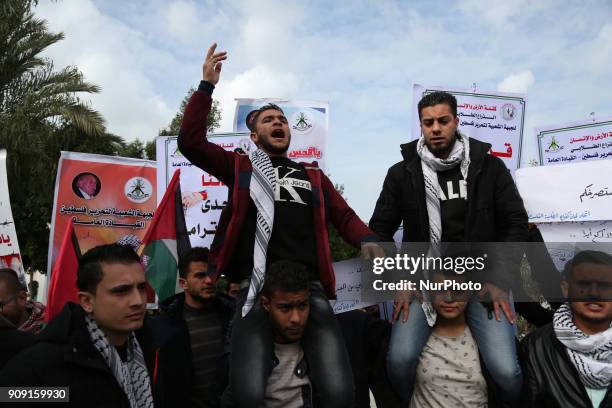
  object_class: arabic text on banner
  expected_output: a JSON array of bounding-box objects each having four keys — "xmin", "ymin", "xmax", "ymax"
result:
[
  {"xmin": 156, "ymin": 134, "xmax": 253, "ymax": 249},
  {"xmin": 329, "ymin": 258, "xmax": 376, "ymax": 314},
  {"xmin": 534, "ymin": 221, "xmax": 612, "ymax": 274},
  {"xmin": 515, "ymin": 159, "xmax": 612, "ymax": 223},
  {"xmin": 0, "ymin": 149, "xmax": 25, "ymax": 281},
  {"xmin": 411, "ymin": 84, "xmax": 526, "ymax": 170},
  {"xmin": 536, "ymin": 117, "xmax": 612, "ymax": 166},
  {"xmin": 47, "ymin": 152, "xmax": 157, "ymax": 275},
  {"xmin": 233, "ymin": 98, "xmax": 329, "ymax": 171}
]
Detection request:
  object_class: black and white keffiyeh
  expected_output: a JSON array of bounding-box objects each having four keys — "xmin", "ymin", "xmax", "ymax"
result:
[
  {"xmin": 554, "ymin": 303, "xmax": 612, "ymax": 389},
  {"xmin": 416, "ymin": 131, "xmax": 471, "ymax": 326},
  {"xmin": 85, "ymin": 314, "xmax": 154, "ymax": 408},
  {"xmin": 242, "ymin": 149, "xmax": 277, "ymax": 317}
]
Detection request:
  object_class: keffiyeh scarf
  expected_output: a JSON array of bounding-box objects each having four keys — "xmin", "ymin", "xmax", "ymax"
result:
[
  {"xmin": 242, "ymin": 149, "xmax": 277, "ymax": 317},
  {"xmin": 554, "ymin": 303, "xmax": 612, "ymax": 389},
  {"xmin": 85, "ymin": 314, "xmax": 154, "ymax": 408},
  {"xmin": 416, "ymin": 131, "xmax": 471, "ymax": 326}
]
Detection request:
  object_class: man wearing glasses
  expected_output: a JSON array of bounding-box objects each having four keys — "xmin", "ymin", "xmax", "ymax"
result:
[{"xmin": 0, "ymin": 268, "xmax": 45, "ymax": 334}]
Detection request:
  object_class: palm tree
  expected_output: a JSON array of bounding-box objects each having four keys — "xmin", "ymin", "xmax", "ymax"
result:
[
  {"xmin": 0, "ymin": 0, "xmax": 104, "ymax": 142},
  {"xmin": 0, "ymin": 0, "xmax": 106, "ymax": 271}
]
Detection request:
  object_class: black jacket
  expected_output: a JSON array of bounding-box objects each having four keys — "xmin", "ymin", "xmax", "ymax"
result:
[
  {"xmin": 0, "ymin": 315, "xmax": 36, "ymax": 369},
  {"xmin": 0, "ymin": 302, "xmax": 158, "ymax": 408},
  {"xmin": 336, "ymin": 310, "xmax": 401, "ymax": 408},
  {"xmin": 521, "ymin": 323, "xmax": 612, "ymax": 407},
  {"xmin": 369, "ymin": 137, "xmax": 529, "ymax": 290},
  {"xmin": 148, "ymin": 292, "xmax": 234, "ymax": 408}
]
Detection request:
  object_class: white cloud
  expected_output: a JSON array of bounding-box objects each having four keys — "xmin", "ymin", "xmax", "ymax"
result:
[
  {"xmin": 497, "ymin": 71, "xmax": 535, "ymax": 93},
  {"xmin": 165, "ymin": 1, "xmax": 199, "ymax": 42},
  {"xmin": 35, "ymin": 0, "xmax": 175, "ymax": 141},
  {"xmin": 214, "ymin": 65, "xmax": 300, "ymax": 132}
]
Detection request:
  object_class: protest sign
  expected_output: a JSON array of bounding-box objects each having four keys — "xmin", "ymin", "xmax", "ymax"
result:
[
  {"xmin": 0, "ymin": 149, "xmax": 25, "ymax": 283},
  {"xmin": 515, "ymin": 159, "xmax": 612, "ymax": 223},
  {"xmin": 233, "ymin": 98, "xmax": 329, "ymax": 171},
  {"xmin": 156, "ymin": 133, "xmax": 253, "ymax": 248},
  {"xmin": 330, "ymin": 258, "xmax": 376, "ymax": 314},
  {"xmin": 411, "ymin": 84, "xmax": 526, "ymax": 170},
  {"xmin": 47, "ymin": 152, "xmax": 157, "ymax": 275},
  {"xmin": 536, "ymin": 117, "xmax": 612, "ymax": 166}
]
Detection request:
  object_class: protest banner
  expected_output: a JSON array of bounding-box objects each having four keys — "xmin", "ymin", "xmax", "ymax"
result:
[
  {"xmin": 411, "ymin": 84, "xmax": 526, "ymax": 170},
  {"xmin": 536, "ymin": 117, "xmax": 612, "ymax": 166},
  {"xmin": 515, "ymin": 159, "xmax": 612, "ymax": 223},
  {"xmin": 538, "ymin": 221, "xmax": 612, "ymax": 243},
  {"xmin": 233, "ymin": 98, "xmax": 329, "ymax": 171},
  {"xmin": 156, "ymin": 133, "xmax": 253, "ymax": 249},
  {"xmin": 0, "ymin": 149, "xmax": 25, "ymax": 283},
  {"xmin": 47, "ymin": 152, "xmax": 157, "ymax": 276},
  {"xmin": 330, "ymin": 258, "xmax": 376, "ymax": 314},
  {"xmin": 537, "ymin": 221, "xmax": 612, "ymax": 272}
]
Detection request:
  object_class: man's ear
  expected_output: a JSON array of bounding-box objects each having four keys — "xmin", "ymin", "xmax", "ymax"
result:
[
  {"xmin": 78, "ymin": 291, "xmax": 95, "ymax": 314},
  {"xmin": 178, "ymin": 277, "xmax": 188, "ymax": 291},
  {"xmin": 250, "ymin": 131, "xmax": 259, "ymax": 145},
  {"xmin": 261, "ymin": 295, "xmax": 270, "ymax": 312},
  {"xmin": 453, "ymin": 115, "xmax": 459, "ymax": 127},
  {"xmin": 561, "ymin": 280, "xmax": 569, "ymax": 300}
]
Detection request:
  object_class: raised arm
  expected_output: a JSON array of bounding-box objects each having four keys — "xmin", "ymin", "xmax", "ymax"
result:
[{"xmin": 178, "ymin": 43, "xmax": 236, "ymax": 186}]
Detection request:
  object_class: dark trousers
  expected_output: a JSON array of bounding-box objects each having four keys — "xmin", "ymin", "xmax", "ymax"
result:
[{"xmin": 228, "ymin": 281, "xmax": 355, "ymax": 408}]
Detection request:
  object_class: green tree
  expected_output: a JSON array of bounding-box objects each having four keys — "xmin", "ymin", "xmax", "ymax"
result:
[
  {"xmin": 328, "ymin": 182, "xmax": 361, "ymax": 262},
  {"xmin": 146, "ymin": 87, "xmax": 223, "ymax": 162},
  {"xmin": 158, "ymin": 87, "xmax": 222, "ymax": 136},
  {"xmin": 119, "ymin": 139, "xmax": 146, "ymax": 159},
  {"xmin": 0, "ymin": 0, "xmax": 105, "ymax": 271}
]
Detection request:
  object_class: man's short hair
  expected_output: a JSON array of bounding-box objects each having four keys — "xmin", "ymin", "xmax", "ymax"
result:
[
  {"xmin": 0, "ymin": 268, "xmax": 23, "ymax": 295},
  {"xmin": 77, "ymin": 244, "xmax": 141, "ymax": 293},
  {"xmin": 262, "ymin": 261, "xmax": 309, "ymax": 297},
  {"xmin": 246, "ymin": 103, "xmax": 285, "ymax": 132},
  {"xmin": 178, "ymin": 247, "xmax": 210, "ymax": 279},
  {"xmin": 563, "ymin": 250, "xmax": 612, "ymax": 280},
  {"xmin": 417, "ymin": 91, "xmax": 458, "ymax": 120}
]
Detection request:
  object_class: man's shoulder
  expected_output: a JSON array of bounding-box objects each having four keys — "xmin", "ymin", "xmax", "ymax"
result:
[
  {"xmin": 0, "ymin": 340, "xmax": 66, "ymax": 384},
  {"xmin": 522, "ymin": 322, "xmax": 556, "ymax": 354}
]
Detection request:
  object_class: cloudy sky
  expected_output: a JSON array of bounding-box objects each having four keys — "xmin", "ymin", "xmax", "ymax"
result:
[{"xmin": 36, "ymin": 0, "xmax": 612, "ymax": 220}]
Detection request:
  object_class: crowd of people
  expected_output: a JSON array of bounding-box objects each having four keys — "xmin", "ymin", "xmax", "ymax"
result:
[{"xmin": 1, "ymin": 43, "xmax": 611, "ymax": 408}]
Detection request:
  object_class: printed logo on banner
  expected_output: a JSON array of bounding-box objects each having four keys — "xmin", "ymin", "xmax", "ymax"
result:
[
  {"xmin": 125, "ymin": 177, "xmax": 153, "ymax": 203},
  {"xmin": 291, "ymin": 111, "xmax": 313, "ymax": 135},
  {"xmin": 545, "ymin": 135, "xmax": 564, "ymax": 154},
  {"xmin": 502, "ymin": 103, "xmax": 516, "ymax": 121}
]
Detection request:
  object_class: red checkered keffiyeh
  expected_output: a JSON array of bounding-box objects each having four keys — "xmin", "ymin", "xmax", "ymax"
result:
[{"xmin": 19, "ymin": 300, "xmax": 46, "ymax": 334}]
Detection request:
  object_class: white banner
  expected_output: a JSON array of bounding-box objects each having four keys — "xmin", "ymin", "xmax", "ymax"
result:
[
  {"xmin": 516, "ymin": 160, "xmax": 612, "ymax": 223},
  {"xmin": 156, "ymin": 133, "xmax": 254, "ymax": 248},
  {"xmin": 538, "ymin": 221, "xmax": 612, "ymax": 243},
  {"xmin": 329, "ymin": 258, "xmax": 376, "ymax": 314},
  {"xmin": 0, "ymin": 149, "xmax": 25, "ymax": 282},
  {"xmin": 233, "ymin": 98, "xmax": 329, "ymax": 171},
  {"xmin": 411, "ymin": 84, "xmax": 526, "ymax": 170},
  {"xmin": 536, "ymin": 117, "xmax": 612, "ymax": 166}
]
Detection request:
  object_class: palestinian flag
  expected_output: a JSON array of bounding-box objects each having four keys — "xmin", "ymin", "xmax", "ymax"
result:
[
  {"xmin": 141, "ymin": 169, "xmax": 190, "ymax": 302},
  {"xmin": 46, "ymin": 218, "xmax": 81, "ymax": 323}
]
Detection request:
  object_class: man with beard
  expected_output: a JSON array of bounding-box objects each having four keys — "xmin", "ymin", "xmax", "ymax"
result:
[
  {"xmin": 521, "ymin": 250, "xmax": 612, "ymax": 407},
  {"xmin": 178, "ymin": 43, "xmax": 382, "ymax": 408},
  {"xmin": 151, "ymin": 247, "xmax": 234, "ymax": 408},
  {"xmin": 369, "ymin": 91, "xmax": 528, "ymax": 404}
]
